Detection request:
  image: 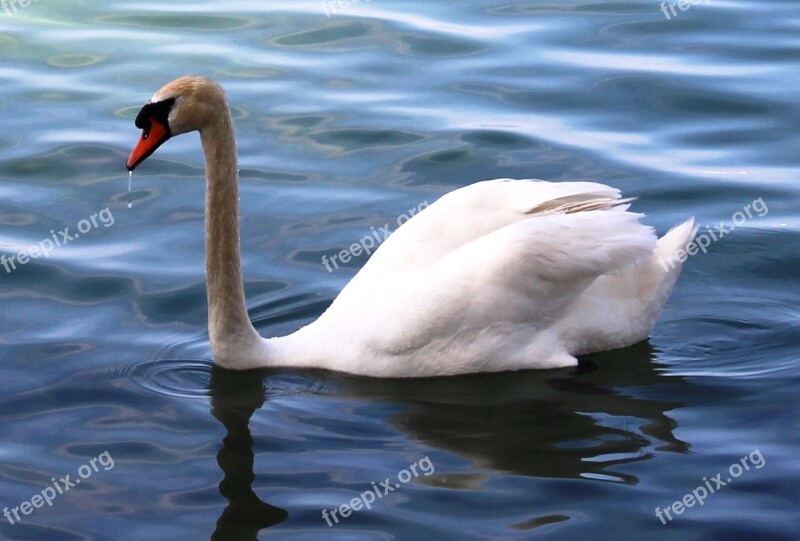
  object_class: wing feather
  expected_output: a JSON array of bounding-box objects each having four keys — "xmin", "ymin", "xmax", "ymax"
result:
[{"xmin": 351, "ymin": 178, "xmax": 629, "ymax": 282}]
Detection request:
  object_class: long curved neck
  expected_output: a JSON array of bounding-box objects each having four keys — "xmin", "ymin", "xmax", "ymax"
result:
[{"xmin": 200, "ymin": 108, "xmax": 263, "ymax": 366}]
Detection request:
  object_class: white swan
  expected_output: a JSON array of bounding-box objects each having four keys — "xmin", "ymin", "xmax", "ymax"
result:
[{"xmin": 126, "ymin": 76, "xmax": 697, "ymax": 377}]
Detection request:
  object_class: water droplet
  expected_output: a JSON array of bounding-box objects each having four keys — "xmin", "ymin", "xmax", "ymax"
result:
[{"xmin": 128, "ymin": 171, "xmax": 133, "ymax": 208}]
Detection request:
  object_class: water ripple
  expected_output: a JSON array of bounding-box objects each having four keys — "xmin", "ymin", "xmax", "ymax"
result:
[{"xmin": 119, "ymin": 359, "xmax": 214, "ymax": 399}]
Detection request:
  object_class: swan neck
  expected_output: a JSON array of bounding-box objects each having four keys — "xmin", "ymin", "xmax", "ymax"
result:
[{"xmin": 200, "ymin": 108, "xmax": 262, "ymax": 362}]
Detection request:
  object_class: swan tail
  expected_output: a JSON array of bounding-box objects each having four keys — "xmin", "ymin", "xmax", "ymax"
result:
[
  {"xmin": 638, "ymin": 217, "xmax": 699, "ymax": 332},
  {"xmin": 623, "ymin": 217, "xmax": 699, "ymax": 340},
  {"xmin": 653, "ymin": 217, "xmax": 700, "ymax": 275},
  {"xmin": 556, "ymin": 218, "xmax": 697, "ymax": 355}
]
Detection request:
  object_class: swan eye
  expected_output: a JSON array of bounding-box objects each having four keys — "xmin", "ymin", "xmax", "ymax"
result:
[{"xmin": 134, "ymin": 97, "xmax": 176, "ymax": 134}]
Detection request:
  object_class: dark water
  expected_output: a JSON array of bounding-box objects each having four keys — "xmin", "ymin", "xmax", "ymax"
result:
[{"xmin": 1, "ymin": 1, "xmax": 798, "ymax": 540}]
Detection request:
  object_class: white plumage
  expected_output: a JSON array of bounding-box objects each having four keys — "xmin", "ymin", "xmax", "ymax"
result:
[
  {"xmin": 265, "ymin": 179, "xmax": 697, "ymax": 376},
  {"xmin": 127, "ymin": 76, "xmax": 697, "ymax": 377}
]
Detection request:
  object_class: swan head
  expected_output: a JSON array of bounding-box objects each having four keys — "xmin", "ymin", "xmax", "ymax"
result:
[{"xmin": 126, "ymin": 75, "xmax": 228, "ymax": 171}]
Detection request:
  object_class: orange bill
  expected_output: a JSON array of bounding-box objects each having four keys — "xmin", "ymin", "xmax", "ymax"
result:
[{"xmin": 126, "ymin": 118, "xmax": 171, "ymax": 171}]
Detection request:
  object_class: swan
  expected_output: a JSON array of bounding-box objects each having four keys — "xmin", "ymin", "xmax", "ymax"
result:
[{"xmin": 126, "ymin": 76, "xmax": 697, "ymax": 377}]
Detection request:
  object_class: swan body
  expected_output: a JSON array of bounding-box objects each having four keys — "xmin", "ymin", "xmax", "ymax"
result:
[{"xmin": 127, "ymin": 76, "xmax": 697, "ymax": 377}]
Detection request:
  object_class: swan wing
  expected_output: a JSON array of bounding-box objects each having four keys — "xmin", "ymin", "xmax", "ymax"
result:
[{"xmin": 351, "ymin": 178, "xmax": 631, "ymax": 283}]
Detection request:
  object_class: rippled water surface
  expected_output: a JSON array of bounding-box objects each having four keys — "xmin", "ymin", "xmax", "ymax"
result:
[{"xmin": 1, "ymin": 1, "xmax": 798, "ymax": 540}]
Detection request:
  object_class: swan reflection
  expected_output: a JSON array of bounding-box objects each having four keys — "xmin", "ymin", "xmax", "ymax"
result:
[
  {"xmin": 207, "ymin": 341, "xmax": 688, "ymax": 538},
  {"xmin": 329, "ymin": 342, "xmax": 688, "ymax": 483},
  {"xmin": 209, "ymin": 368, "xmax": 288, "ymax": 541}
]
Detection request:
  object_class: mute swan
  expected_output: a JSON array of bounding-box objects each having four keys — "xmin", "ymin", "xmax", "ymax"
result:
[{"xmin": 126, "ymin": 76, "xmax": 697, "ymax": 377}]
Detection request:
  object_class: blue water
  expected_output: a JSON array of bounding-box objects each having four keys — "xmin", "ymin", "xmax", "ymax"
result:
[{"xmin": 1, "ymin": 1, "xmax": 798, "ymax": 540}]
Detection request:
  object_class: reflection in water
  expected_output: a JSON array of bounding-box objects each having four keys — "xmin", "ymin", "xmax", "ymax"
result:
[
  {"xmin": 205, "ymin": 341, "xmax": 688, "ymax": 538},
  {"xmin": 209, "ymin": 368, "xmax": 288, "ymax": 541},
  {"xmin": 331, "ymin": 342, "xmax": 688, "ymax": 484}
]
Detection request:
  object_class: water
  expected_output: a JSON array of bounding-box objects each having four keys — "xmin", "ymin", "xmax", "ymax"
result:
[{"xmin": 0, "ymin": 1, "xmax": 798, "ymax": 540}]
